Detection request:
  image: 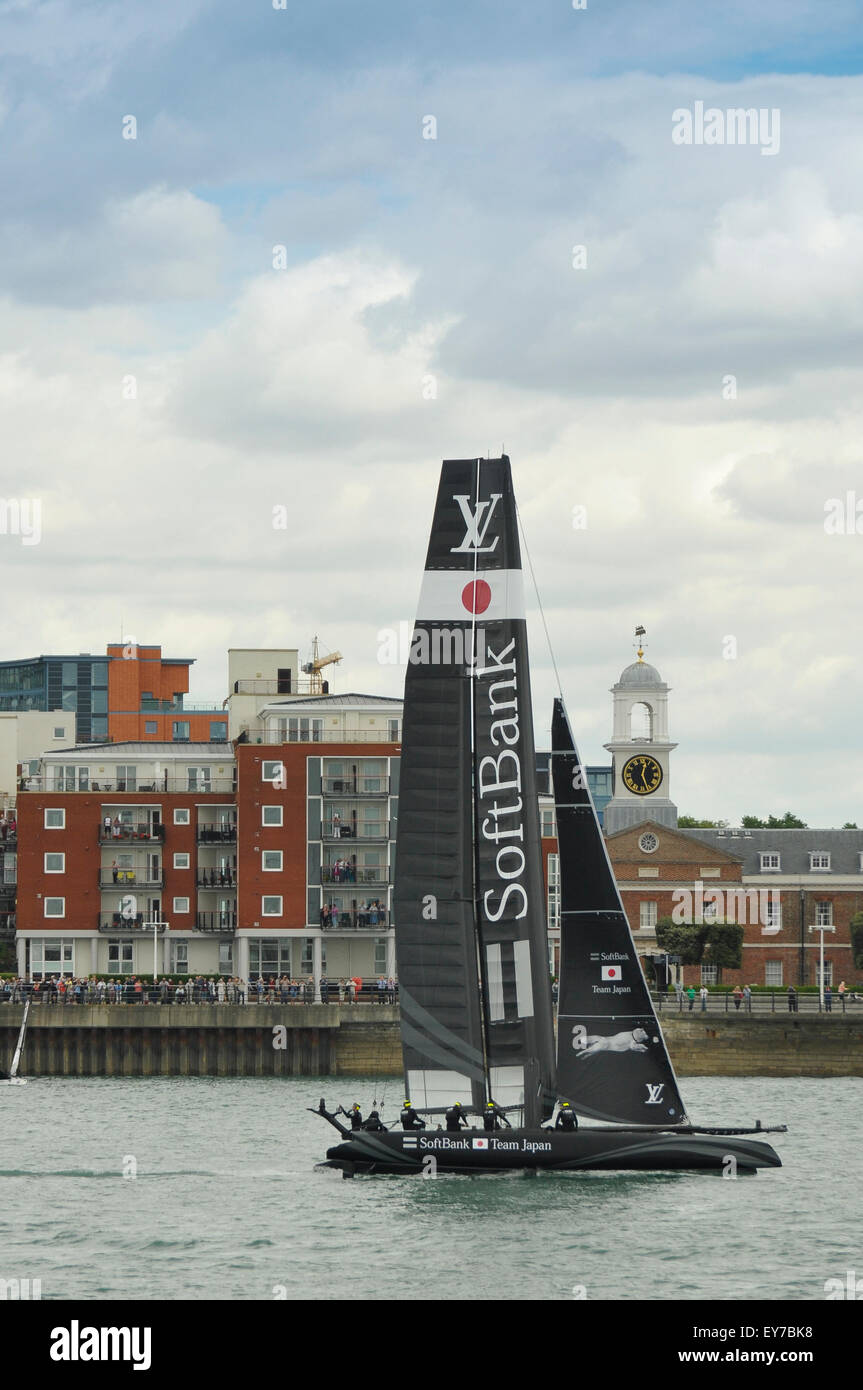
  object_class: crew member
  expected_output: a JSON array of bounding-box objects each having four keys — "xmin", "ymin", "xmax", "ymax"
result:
[
  {"xmin": 337, "ymin": 1103, "xmax": 363, "ymax": 1130},
  {"xmin": 483, "ymin": 1099, "xmax": 510, "ymax": 1131},
  {"xmin": 555, "ymin": 1101, "xmax": 578, "ymax": 1131},
  {"xmin": 400, "ymin": 1100, "xmax": 426, "ymax": 1130},
  {"xmin": 363, "ymin": 1109, "xmax": 387, "ymax": 1131},
  {"xmin": 445, "ymin": 1102, "xmax": 468, "ymax": 1132}
]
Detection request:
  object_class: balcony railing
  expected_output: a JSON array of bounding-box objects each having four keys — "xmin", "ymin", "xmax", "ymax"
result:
[
  {"xmin": 320, "ymin": 820, "xmax": 390, "ymax": 841},
  {"xmin": 321, "ymin": 909, "xmax": 388, "ymax": 929},
  {"xmin": 196, "ymin": 823, "xmax": 237, "ymax": 843},
  {"xmin": 196, "ymin": 911, "xmax": 237, "ymax": 932},
  {"xmin": 196, "ymin": 872, "xmax": 236, "ymax": 888},
  {"xmin": 0, "ymin": 832, "xmax": 17, "ymax": 848},
  {"xmin": 238, "ymin": 728, "xmax": 400, "ymax": 746},
  {"xmin": 231, "ymin": 679, "xmax": 321, "ymax": 696},
  {"xmin": 321, "ymin": 865, "xmax": 389, "ymax": 886},
  {"xmin": 98, "ymin": 823, "xmax": 165, "ymax": 843},
  {"xmin": 322, "ymin": 777, "xmax": 390, "ymax": 797},
  {"xmin": 99, "ymin": 872, "xmax": 164, "ymax": 889},
  {"xmin": 98, "ymin": 913, "xmax": 166, "ymax": 932}
]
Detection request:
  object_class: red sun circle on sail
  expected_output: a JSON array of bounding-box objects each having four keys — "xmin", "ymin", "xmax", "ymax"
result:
[
  {"xmin": 461, "ymin": 580, "xmax": 492, "ymax": 614},
  {"xmin": 607, "ymin": 967, "xmax": 618, "ymax": 978}
]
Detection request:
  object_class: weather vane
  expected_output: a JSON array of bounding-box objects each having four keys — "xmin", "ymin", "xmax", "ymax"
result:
[{"xmin": 634, "ymin": 624, "xmax": 646, "ymax": 661}]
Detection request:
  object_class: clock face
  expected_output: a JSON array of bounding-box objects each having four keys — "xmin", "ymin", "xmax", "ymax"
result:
[{"xmin": 621, "ymin": 754, "xmax": 663, "ymax": 796}]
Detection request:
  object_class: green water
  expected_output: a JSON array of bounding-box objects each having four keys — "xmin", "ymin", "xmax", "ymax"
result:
[{"xmin": 1, "ymin": 1075, "xmax": 858, "ymax": 1300}]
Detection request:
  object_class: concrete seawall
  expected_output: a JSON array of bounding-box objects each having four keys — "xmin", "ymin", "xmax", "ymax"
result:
[{"xmin": 1, "ymin": 1007, "xmax": 861, "ymax": 1077}]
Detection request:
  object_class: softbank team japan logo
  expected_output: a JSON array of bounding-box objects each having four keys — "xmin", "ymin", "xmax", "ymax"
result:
[
  {"xmin": 472, "ymin": 1137, "xmax": 489, "ymax": 1150},
  {"xmin": 450, "ymin": 493, "xmax": 502, "ymax": 553},
  {"xmin": 601, "ymin": 965, "xmax": 622, "ymax": 981}
]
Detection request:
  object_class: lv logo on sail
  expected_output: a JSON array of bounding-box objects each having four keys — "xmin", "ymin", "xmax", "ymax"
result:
[{"xmin": 450, "ymin": 492, "xmax": 502, "ymax": 552}]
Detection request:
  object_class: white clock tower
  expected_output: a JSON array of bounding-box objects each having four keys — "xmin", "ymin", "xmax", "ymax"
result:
[{"xmin": 603, "ymin": 633, "xmax": 678, "ymax": 835}]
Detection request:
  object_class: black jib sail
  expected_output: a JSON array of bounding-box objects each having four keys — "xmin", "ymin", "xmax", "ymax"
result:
[
  {"xmin": 393, "ymin": 457, "xmax": 556, "ymax": 1124},
  {"xmin": 552, "ymin": 697, "xmax": 688, "ymax": 1125}
]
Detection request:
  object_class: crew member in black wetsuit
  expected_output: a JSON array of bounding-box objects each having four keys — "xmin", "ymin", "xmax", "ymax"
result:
[
  {"xmin": 445, "ymin": 1102, "xmax": 468, "ymax": 1132},
  {"xmin": 400, "ymin": 1100, "xmax": 426, "ymax": 1130},
  {"xmin": 482, "ymin": 1100, "xmax": 511, "ymax": 1131},
  {"xmin": 362, "ymin": 1109, "xmax": 387, "ymax": 1131},
  {"xmin": 336, "ymin": 1103, "xmax": 363, "ymax": 1130},
  {"xmin": 555, "ymin": 1101, "xmax": 578, "ymax": 1131}
]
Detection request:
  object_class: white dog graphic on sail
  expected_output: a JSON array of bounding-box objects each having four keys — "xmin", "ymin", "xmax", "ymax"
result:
[{"xmin": 573, "ymin": 1026, "xmax": 649, "ymax": 1059}]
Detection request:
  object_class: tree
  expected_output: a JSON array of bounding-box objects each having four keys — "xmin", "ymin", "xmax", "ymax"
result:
[
  {"xmin": 656, "ymin": 917, "xmax": 707, "ymax": 964},
  {"xmin": 851, "ymin": 912, "xmax": 863, "ymax": 972},
  {"xmin": 741, "ymin": 812, "xmax": 807, "ymax": 828},
  {"xmin": 677, "ymin": 816, "xmax": 729, "ymax": 828},
  {"xmin": 842, "ymin": 822, "xmax": 858, "ymax": 830},
  {"xmin": 703, "ymin": 921, "xmax": 744, "ymax": 970}
]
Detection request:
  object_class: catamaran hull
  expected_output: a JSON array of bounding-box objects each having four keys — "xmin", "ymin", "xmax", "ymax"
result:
[{"xmin": 323, "ymin": 1127, "xmax": 782, "ymax": 1175}]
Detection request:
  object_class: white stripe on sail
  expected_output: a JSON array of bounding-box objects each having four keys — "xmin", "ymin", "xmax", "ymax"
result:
[
  {"xmin": 513, "ymin": 939, "xmax": 534, "ymax": 1019},
  {"xmin": 415, "ymin": 568, "xmax": 524, "ymax": 623},
  {"xmin": 486, "ymin": 944, "xmax": 504, "ymax": 1022},
  {"xmin": 407, "ymin": 1069, "xmax": 474, "ymax": 1112},
  {"xmin": 489, "ymin": 1065, "xmax": 525, "ymax": 1110}
]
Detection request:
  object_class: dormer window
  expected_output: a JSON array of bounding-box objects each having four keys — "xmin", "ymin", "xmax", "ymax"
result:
[
  {"xmin": 809, "ymin": 852, "xmax": 831, "ymax": 871},
  {"xmin": 760, "ymin": 852, "xmax": 781, "ymax": 871}
]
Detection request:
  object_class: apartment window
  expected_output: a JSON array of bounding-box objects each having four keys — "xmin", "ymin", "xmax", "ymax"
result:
[
  {"xmin": 701, "ymin": 964, "xmax": 719, "ymax": 984},
  {"xmin": 116, "ymin": 765, "xmax": 137, "ymax": 792},
  {"xmin": 262, "ymin": 806, "xmax": 283, "ymax": 826},
  {"xmin": 763, "ymin": 897, "xmax": 782, "ymax": 930},
  {"xmin": 639, "ymin": 901, "xmax": 657, "ymax": 930},
  {"xmin": 815, "ymin": 901, "xmax": 833, "ymax": 926},
  {"xmin": 3, "ymin": 854, "xmax": 15, "ymax": 886},
  {"xmin": 44, "ymin": 898, "xmax": 65, "ymax": 917},
  {"xmin": 540, "ymin": 807, "xmax": 556, "ymax": 838},
  {"xmin": 173, "ymin": 897, "xmax": 190, "ymax": 914},
  {"xmin": 210, "ymin": 721, "xmax": 227, "ymax": 742},
  {"xmin": 703, "ymin": 900, "xmax": 718, "ymax": 922},
  {"xmin": 219, "ymin": 940, "xmax": 234, "ymax": 973},
  {"xmin": 172, "ymin": 721, "xmax": 190, "ymax": 742},
  {"xmin": 815, "ymin": 961, "xmax": 834, "ymax": 987},
  {"xmin": 44, "ymin": 808, "xmax": 65, "ymax": 829},
  {"xmin": 170, "ymin": 940, "xmax": 189, "ymax": 974},
  {"xmin": 187, "ymin": 767, "xmax": 212, "ymax": 792},
  {"xmin": 54, "ymin": 765, "xmax": 88, "ymax": 792},
  {"xmin": 174, "ymin": 809, "xmax": 190, "ymax": 825},
  {"xmin": 759, "ymin": 853, "xmax": 781, "ymax": 871},
  {"xmin": 108, "ymin": 940, "xmax": 134, "ymax": 974},
  {"xmin": 287, "ymin": 717, "xmax": 322, "ymax": 743},
  {"xmin": 388, "ymin": 719, "xmax": 400, "ymax": 743},
  {"xmin": 263, "ymin": 760, "xmax": 286, "ymax": 783},
  {"xmin": 91, "ymin": 717, "xmax": 108, "ymax": 740},
  {"xmin": 360, "ymin": 760, "xmax": 385, "ymax": 794},
  {"xmin": 547, "ymin": 853, "xmax": 560, "ymax": 931},
  {"xmin": 91, "ymin": 663, "xmax": 108, "ymax": 688},
  {"xmin": 249, "ymin": 938, "xmax": 293, "ymax": 976},
  {"xmin": 173, "ymin": 853, "xmax": 190, "ymax": 870},
  {"xmin": 92, "ymin": 689, "xmax": 108, "ymax": 715},
  {"xmin": 44, "ymin": 853, "xmax": 65, "ymax": 873},
  {"xmin": 262, "ymin": 896, "xmax": 283, "ymax": 916},
  {"xmin": 144, "ymin": 721, "xmax": 158, "ymax": 735},
  {"xmin": 53, "ymin": 726, "xmax": 65, "ymax": 739},
  {"xmin": 262, "ymin": 850, "xmax": 283, "ymax": 872},
  {"xmin": 809, "ymin": 852, "xmax": 831, "ymax": 871},
  {"xmin": 765, "ymin": 960, "xmax": 783, "ymax": 986},
  {"xmin": 374, "ymin": 937, "xmax": 388, "ymax": 974}
]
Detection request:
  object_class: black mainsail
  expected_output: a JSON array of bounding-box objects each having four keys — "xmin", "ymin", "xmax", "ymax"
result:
[
  {"xmin": 394, "ymin": 457, "xmax": 556, "ymax": 1124},
  {"xmin": 552, "ymin": 697, "xmax": 688, "ymax": 1125}
]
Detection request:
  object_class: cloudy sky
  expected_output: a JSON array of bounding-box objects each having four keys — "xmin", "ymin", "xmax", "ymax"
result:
[{"xmin": 1, "ymin": 1, "xmax": 861, "ymax": 826}]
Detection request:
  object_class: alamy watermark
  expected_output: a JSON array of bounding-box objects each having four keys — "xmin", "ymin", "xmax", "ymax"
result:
[
  {"xmin": 672, "ymin": 882, "xmax": 781, "ymax": 927},
  {"xmin": 672, "ymin": 101, "xmax": 780, "ymax": 157},
  {"xmin": 824, "ymin": 493, "xmax": 863, "ymax": 535},
  {"xmin": 0, "ymin": 498, "xmax": 41, "ymax": 545},
  {"xmin": 377, "ymin": 622, "xmax": 489, "ymax": 667}
]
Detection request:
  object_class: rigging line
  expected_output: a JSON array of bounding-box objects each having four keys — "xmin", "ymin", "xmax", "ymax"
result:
[
  {"xmin": 469, "ymin": 457, "xmax": 492, "ymax": 1106},
  {"xmin": 515, "ymin": 494, "xmax": 563, "ymax": 698}
]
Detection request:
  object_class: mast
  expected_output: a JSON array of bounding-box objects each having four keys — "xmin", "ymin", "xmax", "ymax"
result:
[
  {"xmin": 552, "ymin": 697, "xmax": 688, "ymax": 1125},
  {"xmin": 9, "ymin": 997, "xmax": 30, "ymax": 1079}
]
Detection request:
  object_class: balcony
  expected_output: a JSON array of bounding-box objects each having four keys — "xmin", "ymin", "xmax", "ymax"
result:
[
  {"xmin": 196, "ymin": 823, "xmax": 237, "ymax": 843},
  {"xmin": 196, "ymin": 911, "xmax": 237, "ymax": 932},
  {"xmin": 196, "ymin": 872, "xmax": 236, "ymax": 889},
  {"xmin": 322, "ymin": 777, "xmax": 390, "ymax": 797},
  {"xmin": 98, "ymin": 913, "xmax": 166, "ymax": 932},
  {"xmin": 99, "ymin": 871, "xmax": 165, "ymax": 889},
  {"xmin": 0, "ymin": 911, "xmax": 15, "ymax": 937},
  {"xmin": 98, "ymin": 823, "xmax": 165, "ymax": 844},
  {"xmin": 320, "ymin": 820, "xmax": 390, "ymax": 841},
  {"xmin": 321, "ymin": 865, "xmax": 389, "ymax": 886},
  {"xmin": 238, "ymin": 727, "xmax": 399, "ymax": 746},
  {"xmin": 321, "ymin": 909, "xmax": 389, "ymax": 930}
]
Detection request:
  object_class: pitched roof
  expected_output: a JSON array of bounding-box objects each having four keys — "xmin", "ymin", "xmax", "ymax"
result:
[{"xmin": 677, "ymin": 827, "xmax": 863, "ymax": 875}]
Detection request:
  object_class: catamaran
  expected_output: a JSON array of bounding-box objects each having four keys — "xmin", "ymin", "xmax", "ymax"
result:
[
  {"xmin": 316, "ymin": 456, "xmax": 784, "ymax": 1174},
  {"xmin": 1, "ymin": 995, "xmax": 30, "ymax": 1086}
]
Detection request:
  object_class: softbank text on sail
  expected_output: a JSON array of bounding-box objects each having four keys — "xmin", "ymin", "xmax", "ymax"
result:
[{"xmin": 672, "ymin": 101, "xmax": 780, "ymax": 156}]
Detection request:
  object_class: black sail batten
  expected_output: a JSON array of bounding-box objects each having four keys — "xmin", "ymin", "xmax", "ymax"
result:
[
  {"xmin": 393, "ymin": 457, "xmax": 556, "ymax": 1124},
  {"xmin": 552, "ymin": 697, "xmax": 689, "ymax": 1126}
]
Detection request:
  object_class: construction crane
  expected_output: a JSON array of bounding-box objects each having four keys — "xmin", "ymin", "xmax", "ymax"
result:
[{"xmin": 302, "ymin": 636, "xmax": 342, "ymax": 694}]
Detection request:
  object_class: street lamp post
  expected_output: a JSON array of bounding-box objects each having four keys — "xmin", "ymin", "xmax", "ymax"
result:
[
  {"xmin": 808, "ymin": 923, "xmax": 836, "ymax": 1009},
  {"xmin": 143, "ymin": 912, "xmax": 169, "ymax": 990}
]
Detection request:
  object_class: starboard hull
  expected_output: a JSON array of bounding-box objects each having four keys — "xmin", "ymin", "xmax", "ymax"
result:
[{"xmin": 322, "ymin": 1126, "xmax": 782, "ymax": 1175}]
